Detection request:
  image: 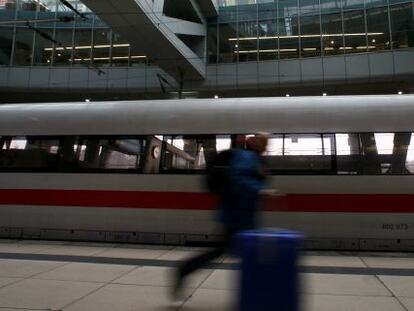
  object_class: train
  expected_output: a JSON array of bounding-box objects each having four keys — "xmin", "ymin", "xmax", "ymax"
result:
[{"xmin": 0, "ymin": 95, "xmax": 413, "ymax": 250}]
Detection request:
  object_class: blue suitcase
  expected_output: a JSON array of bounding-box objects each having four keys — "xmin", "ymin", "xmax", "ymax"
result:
[{"xmin": 235, "ymin": 229, "xmax": 303, "ymax": 311}]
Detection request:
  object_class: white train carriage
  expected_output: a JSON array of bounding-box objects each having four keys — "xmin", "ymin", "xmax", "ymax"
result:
[{"xmin": 0, "ymin": 95, "xmax": 414, "ymax": 250}]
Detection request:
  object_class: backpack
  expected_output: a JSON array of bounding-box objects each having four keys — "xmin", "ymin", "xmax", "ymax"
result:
[{"xmin": 205, "ymin": 149, "xmax": 234, "ymax": 194}]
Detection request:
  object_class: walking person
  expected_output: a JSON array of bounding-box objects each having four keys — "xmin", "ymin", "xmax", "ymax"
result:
[{"xmin": 172, "ymin": 133, "xmax": 272, "ymax": 298}]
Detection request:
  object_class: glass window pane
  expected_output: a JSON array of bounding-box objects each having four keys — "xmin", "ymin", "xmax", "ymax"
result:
[
  {"xmin": 207, "ymin": 21, "xmax": 218, "ymax": 63},
  {"xmin": 342, "ymin": 0, "xmax": 364, "ymax": 10},
  {"xmin": 0, "ymin": 136, "xmax": 60, "ymax": 171},
  {"xmin": 13, "ymin": 26, "xmax": 33, "ymax": 65},
  {"xmin": 92, "ymin": 17, "xmax": 110, "ymax": 66},
  {"xmin": 322, "ymin": 11, "xmax": 344, "ymax": 55},
  {"xmin": 218, "ymin": 4, "xmax": 237, "ymax": 63},
  {"xmin": 0, "ymin": 0, "xmax": 16, "ymax": 66},
  {"xmin": 278, "ymin": 0, "xmax": 299, "ymax": 18},
  {"xmin": 388, "ymin": 132, "xmax": 412, "ymax": 174},
  {"xmin": 366, "ymin": 6, "xmax": 391, "ymax": 51},
  {"xmin": 77, "ymin": 137, "xmax": 146, "ymax": 170},
  {"xmin": 238, "ymin": 3, "xmax": 258, "ymax": 62},
  {"xmin": 406, "ymin": 133, "xmax": 414, "ymax": 173},
  {"xmin": 218, "ymin": 22, "xmax": 238, "ymax": 62},
  {"xmin": 265, "ymin": 134, "xmax": 334, "ymax": 173},
  {"xmin": 278, "ymin": 17, "xmax": 299, "ymax": 58},
  {"xmin": 72, "ymin": 11, "xmax": 93, "ymax": 66},
  {"xmin": 278, "ymin": 0, "xmax": 299, "ymax": 59},
  {"xmin": 335, "ymin": 133, "xmax": 360, "ymax": 174},
  {"xmin": 284, "ymin": 134, "xmax": 324, "ymax": 155},
  {"xmin": 258, "ymin": 1, "xmax": 278, "ymax": 61},
  {"xmin": 19, "ymin": 0, "xmax": 37, "ymax": 11},
  {"xmin": 54, "ymin": 8, "xmax": 74, "ymax": 65},
  {"xmin": 390, "ymin": 2, "xmax": 414, "ymax": 49},
  {"xmin": 264, "ymin": 135, "xmax": 283, "ymax": 155},
  {"xmin": 33, "ymin": 5, "xmax": 56, "ymax": 66},
  {"xmin": 374, "ymin": 133, "xmax": 394, "ymax": 154},
  {"xmin": 0, "ymin": 25, "xmax": 13, "ymax": 65},
  {"xmin": 300, "ymin": 0, "xmax": 321, "ymax": 58},
  {"xmin": 343, "ymin": 9, "xmax": 367, "ymax": 54},
  {"xmin": 111, "ymin": 32, "xmax": 129, "ymax": 66},
  {"xmin": 162, "ymin": 135, "xmax": 231, "ymax": 172},
  {"xmin": 38, "ymin": 0, "xmax": 57, "ymax": 12}
]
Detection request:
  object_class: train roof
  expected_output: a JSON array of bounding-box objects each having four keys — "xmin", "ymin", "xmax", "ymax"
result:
[{"xmin": 0, "ymin": 95, "xmax": 413, "ymax": 135}]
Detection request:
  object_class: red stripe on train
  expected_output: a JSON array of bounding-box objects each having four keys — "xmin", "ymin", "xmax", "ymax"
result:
[{"xmin": 0, "ymin": 189, "xmax": 413, "ymax": 213}]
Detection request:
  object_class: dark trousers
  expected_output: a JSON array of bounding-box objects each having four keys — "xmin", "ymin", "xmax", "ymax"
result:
[{"xmin": 178, "ymin": 228, "xmax": 237, "ymax": 279}]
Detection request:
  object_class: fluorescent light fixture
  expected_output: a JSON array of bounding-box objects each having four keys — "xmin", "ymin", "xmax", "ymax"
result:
[
  {"xmin": 236, "ymin": 48, "xmax": 296, "ymax": 54},
  {"xmin": 74, "ymin": 55, "xmax": 146, "ymax": 62},
  {"xmin": 228, "ymin": 32, "xmax": 384, "ymax": 41},
  {"xmin": 44, "ymin": 43, "xmax": 130, "ymax": 51},
  {"xmin": 303, "ymin": 47, "xmax": 317, "ymax": 51},
  {"xmin": 356, "ymin": 46, "xmax": 376, "ymax": 49}
]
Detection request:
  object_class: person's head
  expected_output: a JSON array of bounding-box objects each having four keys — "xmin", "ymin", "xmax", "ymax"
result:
[{"xmin": 246, "ymin": 133, "xmax": 269, "ymax": 154}]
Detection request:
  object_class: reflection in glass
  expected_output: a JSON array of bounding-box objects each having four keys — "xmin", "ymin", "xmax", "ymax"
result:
[
  {"xmin": 218, "ymin": 3, "xmax": 237, "ymax": 63},
  {"xmin": 72, "ymin": 16, "xmax": 92, "ymax": 66},
  {"xmin": 300, "ymin": 0, "xmax": 321, "ymax": 57},
  {"xmin": 162, "ymin": 136, "xmax": 231, "ymax": 171},
  {"xmin": 219, "ymin": 22, "xmax": 237, "ymax": 63},
  {"xmin": 33, "ymin": 7, "xmax": 56, "ymax": 65},
  {"xmin": 207, "ymin": 21, "xmax": 218, "ymax": 63},
  {"xmin": 238, "ymin": 3, "xmax": 258, "ymax": 62},
  {"xmin": 111, "ymin": 32, "xmax": 129, "ymax": 66},
  {"xmin": 92, "ymin": 17, "xmax": 110, "ymax": 66},
  {"xmin": 335, "ymin": 133, "xmax": 360, "ymax": 174},
  {"xmin": 343, "ymin": 9, "xmax": 367, "ymax": 53},
  {"xmin": 13, "ymin": 26, "xmax": 33, "ymax": 65},
  {"xmin": 0, "ymin": 26, "xmax": 13, "ymax": 65},
  {"xmin": 366, "ymin": 6, "xmax": 390, "ymax": 51},
  {"xmin": 321, "ymin": 11, "xmax": 344, "ymax": 55},
  {"xmin": 258, "ymin": 1, "xmax": 277, "ymax": 61},
  {"xmin": 390, "ymin": 2, "xmax": 414, "ymax": 49},
  {"xmin": 53, "ymin": 9, "xmax": 74, "ymax": 65},
  {"xmin": 406, "ymin": 134, "xmax": 414, "ymax": 173}
]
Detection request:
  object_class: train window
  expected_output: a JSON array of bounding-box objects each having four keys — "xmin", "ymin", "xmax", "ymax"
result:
[
  {"xmin": 264, "ymin": 134, "xmax": 336, "ymax": 174},
  {"xmin": 0, "ymin": 136, "xmax": 61, "ymax": 171},
  {"xmin": 406, "ymin": 133, "xmax": 414, "ymax": 173},
  {"xmin": 265, "ymin": 135, "xmax": 283, "ymax": 156},
  {"xmin": 335, "ymin": 134, "xmax": 361, "ymax": 174},
  {"xmin": 375, "ymin": 133, "xmax": 394, "ymax": 155},
  {"xmin": 161, "ymin": 135, "xmax": 231, "ymax": 173},
  {"xmin": 76, "ymin": 137, "xmax": 147, "ymax": 171},
  {"xmin": 335, "ymin": 132, "xmax": 414, "ymax": 175},
  {"xmin": 385, "ymin": 132, "xmax": 412, "ymax": 174}
]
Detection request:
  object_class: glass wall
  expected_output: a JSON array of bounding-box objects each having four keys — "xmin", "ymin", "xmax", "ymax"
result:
[
  {"xmin": 1, "ymin": 0, "xmax": 413, "ymax": 68},
  {"xmin": 211, "ymin": 0, "xmax": 414, "ymax": 63},
  {"xmin": 0, "ymin": 0, "xmax": 146, "ymax": 67}
]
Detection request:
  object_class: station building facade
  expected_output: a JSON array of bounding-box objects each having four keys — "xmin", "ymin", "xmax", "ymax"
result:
[{"xmin": 0, "ymin": 0, "xmax": 413, "ymax": 101}]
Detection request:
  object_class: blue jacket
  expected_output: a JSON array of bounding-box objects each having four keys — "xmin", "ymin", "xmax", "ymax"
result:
[{"xmin": 219, "ymin": 149, "xmax": 265, "ymax": 230}]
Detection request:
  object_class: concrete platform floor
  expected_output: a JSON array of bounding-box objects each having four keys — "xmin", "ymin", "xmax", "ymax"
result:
[{"xmin": 0, "ymin": 239, "xmax": 413, "ymax": 310}]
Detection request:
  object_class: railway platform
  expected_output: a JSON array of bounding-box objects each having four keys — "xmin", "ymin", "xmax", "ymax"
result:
[{"xmin": 0, "ymin": 239, "xmax": 413, "ymax": 311}]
